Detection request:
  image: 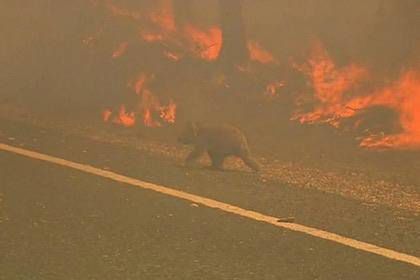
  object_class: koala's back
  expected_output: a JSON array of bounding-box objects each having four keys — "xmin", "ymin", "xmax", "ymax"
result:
[{"xmin": 195, "ymin": 123, "xmax": 249, "ymax": 154}]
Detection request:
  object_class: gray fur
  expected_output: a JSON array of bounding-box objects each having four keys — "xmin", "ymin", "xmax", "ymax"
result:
[{"xmin": 178, "ymin": 122, "xmax": 261, "ymax": 172}]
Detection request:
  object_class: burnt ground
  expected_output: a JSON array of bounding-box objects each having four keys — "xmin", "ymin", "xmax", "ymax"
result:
[{"xmin": 0, "ymin": 116, "xmax": 419, "ymax": 279}]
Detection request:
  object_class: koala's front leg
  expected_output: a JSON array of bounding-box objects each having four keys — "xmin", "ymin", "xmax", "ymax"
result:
[{"xmin": 185, "ymin": 146, "xmax": 205, "ymax": 166}]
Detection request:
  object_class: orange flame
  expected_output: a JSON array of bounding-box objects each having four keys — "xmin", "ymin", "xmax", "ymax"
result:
[
  {"xmin": 112, "ymin": 42, "xmax": 129, "ymax": 58},
  {"xmin": 134, "ymin": 74, "xmax": 177, "ymax": 127},
  {"xmin": 102, "ymin": 72, "xmax": 177, "ymax": 128},
  {"xmin": 132, "ymin": 73, "xmax": 148, "ymax": 95},
  {"xmin": 140, "ymin": 32, "xmax": 165, "ymax": 43},
  {"xmin": 159, "ymin": 100, "xmax": 177, "ymax": 123},
  {"xmin": 248, "ymin": 41, "xmax": 276, "ymax": 64},
  {"xmin": 116, "ymin": 106, "xmax": 136, "ymax": 127},
  {"xmin": 103, "ymin": 1, "xmax": 223, "ymax": 62},
  {"xmin": 294, "ymin": 41, "xmax": 420, "ymax": 149},
  {"xmin": 138, "ymin": 0, "xmax": 176, "ymax": 44},
  {"xmin": 265, "ymin": 81, "xmax": 286, "ymax": 98},
  {"xmin": 292, "ymin": 41, "xmax": 368, "ymax": 126},
  {"xmin": 143, "ymin": 108, "xmax": 161, "ymax": 128},
  {"xmin": 102, "ymin": 109, "xmax": 112, "ymax": 122},
  {"xmin": 358, "ymin": 70, "xmax": 420, "ymax": 149},
  {"xmin": 148, "ymin": 0, "xmax": 176, "ymax": 33},
  {"xmin": 183, "ymin": 25, "xmax": 222, "ymax": 61}
]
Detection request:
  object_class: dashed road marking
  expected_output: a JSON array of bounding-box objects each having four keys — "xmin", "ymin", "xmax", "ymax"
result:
[{"xmin": 1, "ymin": 142, "xmax": 419, "ymax": 267}]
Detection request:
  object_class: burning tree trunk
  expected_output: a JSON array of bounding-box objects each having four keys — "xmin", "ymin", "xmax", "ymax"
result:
[{"xmin": 218, "ymin": 0, "xmax": 249, "ymax": 70}]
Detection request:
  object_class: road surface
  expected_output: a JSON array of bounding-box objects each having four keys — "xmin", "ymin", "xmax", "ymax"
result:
[{"xmin": 0, "ymin": 119, "xmax": 419, "ymax": 279}]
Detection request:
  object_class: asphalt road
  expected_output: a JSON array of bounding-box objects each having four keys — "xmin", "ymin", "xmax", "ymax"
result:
[{"xmin": 0, "ymin": 119, "xmax": 419, "ymax": 279}]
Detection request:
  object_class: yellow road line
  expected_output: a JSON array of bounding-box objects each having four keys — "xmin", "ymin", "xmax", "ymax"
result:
[{"xmin": 1, "ymin": 142, "xmax": 419, "ymax": 267}]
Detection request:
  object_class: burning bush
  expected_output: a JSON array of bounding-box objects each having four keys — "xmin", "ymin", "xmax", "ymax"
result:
[{"xmin": 83, "ymin": 0, "xmax": 420, "ymax": 151}]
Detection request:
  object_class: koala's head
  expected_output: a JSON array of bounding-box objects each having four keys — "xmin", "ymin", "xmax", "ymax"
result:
[{"xmin": 178, "ymin": 121, "xmax": 198, "ymax": 144}]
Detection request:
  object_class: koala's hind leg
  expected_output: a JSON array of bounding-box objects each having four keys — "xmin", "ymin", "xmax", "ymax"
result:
[
  {"xmin": 208, "ymin": 151, "xmax": 226, "ymax": 170},
  {"xmin": 238, "ymin": 150, "xmax": 261, "ymax": 172},
  {"xmin": 185, "ymin": 147, "xmax": 205, "ymax": 166}
]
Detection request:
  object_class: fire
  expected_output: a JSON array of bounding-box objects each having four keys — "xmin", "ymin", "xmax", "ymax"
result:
[
  {"xmin": 102, "ymin": 109, "xmax": 112, "ymax": 122},
  {"xmin": 102, "ymin": 1, "xmax": 223, "ymax": 62},
  {"xmin": 140, "ymin": 32, "xmax": 165, "ymax": 43},
  {"xmin": 103, "ymin": 105, "xmax": 136, "ymax": 127},
  {"xmin": 132, "ymin": 73, "xmax": 148, "ymax": 95},
  {"xmin": 148, "ymin": 0, "xmax": 176, "ymax": 33},
  {"xmin": 358, "ymin": 70, "xmax": 420, "ymax": 149},
  {"xmin": 112, "ymin": 42, "xmax": 129, "ymax": 59},
  {"xmin": 160, "ymin": 100, "xmax": 177, "ymax": 123},
  {"xmin": 103, "ymin": 107, "xmax": 135, "ymax": 128},
  {"xmin": 292, "ymin": 41, "xmax": 368, "ymax": 126},
  {"xmin": 143, "ymin": 109, "xmax": 161, "ymax": 128},
  {"xmin": 89, "ymin": 2, "xmax": 419, "ymax": 150},
  {"xmin": 102, "ymin": 72, "xmax": 177, "ymax": 128},
  {"xmin": 297, "ymin": 41, "xmax": 368, "ymax": 105},
  {"xmin": 265, "ymin": 81, "xmax": 286, "ymax": 98},
  {"xmin": 100, "ymin": 1, "xmax": 277, "ymax": 64},
  {"xmin": 248, "ymin": 41, "xmax": 276, "ymax": 64},
  {"xmin": 183, "ymin": 25, "xmax": 222, "ymax": 61},
  {"xmin": 163, "ymin": 50, "xmax": 182, "ymax": 61},
  {"xmin": 141, "ymin": 99, "xmax": 176, "ymax": 128},
  {"xmin": 133, "ymin": 74, "xmax": 177, "ymax": 128},
  {"xmin": 293, "ymin": 41, "xmax": 420, "ymax": 150},
  {"xmin": 138, "ymin": 0, "xmax": 176, "ymax": 43}
]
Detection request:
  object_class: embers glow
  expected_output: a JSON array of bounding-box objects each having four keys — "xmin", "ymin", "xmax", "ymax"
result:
[
  {"xmin": 102, "ymin": 73, "xmax": 177, "ymax": 128},
  {"xmin": 248, "ymin": 41, "xmax": 276, "ymax": 64},
  {"xmin": 132, "ymin": 73, "xmax": 148, "ymax": 95},
  {"xmin": 140, "ymin": 32, "xmax": 165, "ymax": 43},
  {"xmin": 139, "ymin": 88, "xmax": 162, "ymax": 127},
  {"xmin": 148, "ymin": 0, "xmax": 176, "ymax": 33},
  {"xmin": 115, "ymin": 106, "xmax": 136, "ymax": 127},
  {"xmin": 112, "ymin": 42, "xmax": 129, "ymax": 59},
  {"xmin": 138, "ymin": 0, "xmax": 176, "ymax": 43},
  {"xmin": 104, "ymin": 1, "xmax": 222, "ymax": 62},
  {"xmin": 184, "ymin": 25, "xmax": 222, "ymax": 61},
  {"xmin": 265, "ymin": 81, "xmax": 286, "ymax": 98},
  {"xmin": 160, "ymin": 100, "xmax": 177, "ymax": 124},
  {"xmin": 103, "ymin": 106, "xmax": 136, "ymax": 127},
  {"xmin": 143, "ymin": 109, "xmax": 161, "ymax": 128},
  {"xmin": 134, "ymin": 74, "xmax": 177, "ymax": 128},
  {"xmin": 102, "ymin": 109, "xmax": 112, "ymax": 122}
]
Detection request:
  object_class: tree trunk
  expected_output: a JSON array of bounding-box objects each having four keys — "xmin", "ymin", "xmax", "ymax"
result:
[{"xmin": 218, "ymin": 0, "xmax": 249, "ymax": 70}]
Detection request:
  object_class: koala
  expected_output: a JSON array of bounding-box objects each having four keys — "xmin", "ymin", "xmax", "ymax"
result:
[{"xmin": 178, "ymin": 122, "xmax": 261, "ymax": 172}]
